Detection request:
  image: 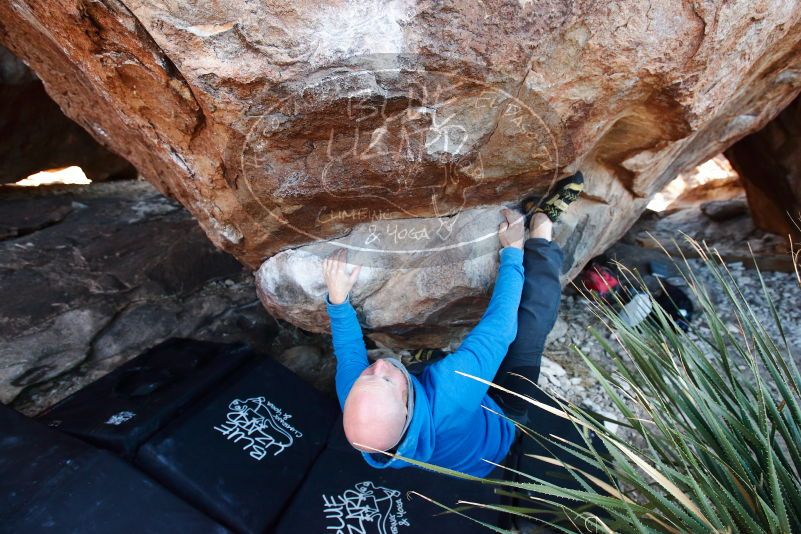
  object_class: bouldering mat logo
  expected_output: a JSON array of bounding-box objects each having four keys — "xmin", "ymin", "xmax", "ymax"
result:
[
  {"xmin": 237, "ymin": 53, "xmax": 571, "ymax": 268},
  {"xmin": 322, "ymin": 481, "xmax": 410, "ymax": 534},
  {"xmin": 213, "ymin": 396, "xmax": 303, "ymax": 461},
  {"xmin": 104, "ymin": 410, "xmax": 135, "ymax": 426}
]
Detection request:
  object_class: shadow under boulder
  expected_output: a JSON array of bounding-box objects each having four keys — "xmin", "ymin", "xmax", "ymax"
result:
[
  {"xmin": 0, "ymin": 45, "xmax": 135, "ymax": 184},
  {"xmin": 725, "ymin": 94, "xmax": 801, "ymax": 239},
  {"xmin": 0, "ymin": 180, "xmax": 285, "ymax": 414}
]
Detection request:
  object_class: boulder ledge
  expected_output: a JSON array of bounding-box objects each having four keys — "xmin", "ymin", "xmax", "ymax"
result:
[{"xmin": 2, "ymin": 2, "xmax": 800, "ymax": 345}]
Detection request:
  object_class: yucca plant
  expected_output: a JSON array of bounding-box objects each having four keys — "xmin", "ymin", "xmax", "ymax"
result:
[{"xmin": 392, "ymin": 238, "xmax": 801, "ymax": 533}]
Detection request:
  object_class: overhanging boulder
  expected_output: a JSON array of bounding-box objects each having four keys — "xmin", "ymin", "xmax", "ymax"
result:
[{"xmin": 2, "ymin": 2, "xmax": 800, "ymax": 346}]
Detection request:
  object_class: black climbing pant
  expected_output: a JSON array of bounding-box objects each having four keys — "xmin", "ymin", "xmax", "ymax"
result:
[{"xmin": 492, "ymin": 237, "xmax": 564, "ymax": 427}]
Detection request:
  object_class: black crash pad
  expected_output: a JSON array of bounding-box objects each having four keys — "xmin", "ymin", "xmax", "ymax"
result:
[
  {"xmin": 39, "ymin": 338, "xmax": 252, "ymax": 457},
  {"xmin": 509, "ymin": 388, "xmax": 611, "ymax": 529},
  {"xmin": 136, "ymin": 354, "xmax": 339, "ymax": 533},
  {"xmin": 275, "ymin": 417, "xmax": 507, "ymax": 533},
  {"xmin": 513, "ymin": 388, "xmax": 610, "ymax": 490},
  {"xmin": 0, "ymin": 404, "xmax": 227, "ymax": 533}
]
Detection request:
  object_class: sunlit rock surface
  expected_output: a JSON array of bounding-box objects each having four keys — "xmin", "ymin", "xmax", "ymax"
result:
[{"xmin": 2, "ymin": 1, "xmax": 800, "ymax": 345}]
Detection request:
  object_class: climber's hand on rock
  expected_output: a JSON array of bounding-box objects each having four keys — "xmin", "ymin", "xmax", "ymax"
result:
[
  {"xmin": 323, "ymin": 249, "xmax": 362, "ymax": 305},
  {"xmin": 498, "ymin": 208, "xmax": 525, "ymax": 250}
]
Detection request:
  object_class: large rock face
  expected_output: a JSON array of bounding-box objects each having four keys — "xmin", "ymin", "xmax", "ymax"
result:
[
  {"xmin": 0, "ymin": 181, "xmax": 277, "ymax": 412},
  {"xmin": 2, "ymin": 1, "xmax": 801, "ymax": 346},
  {"xmin": 725, "ymin": 95, "xmax": 801, "ymax": 238}
]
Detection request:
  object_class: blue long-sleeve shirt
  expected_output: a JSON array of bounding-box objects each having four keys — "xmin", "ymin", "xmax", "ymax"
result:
[{"xmin": 326, "ymin": 247, "xmax": 524, "ymax": 476}]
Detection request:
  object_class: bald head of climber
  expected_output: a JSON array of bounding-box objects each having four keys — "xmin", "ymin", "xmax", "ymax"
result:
[
  {"xmin": 322, "ymin": 248, "xmax": 410, "ymax": 452},
  {"xmin": 343, "ymin": 357, "xmax": 409, "ymax": 452}
]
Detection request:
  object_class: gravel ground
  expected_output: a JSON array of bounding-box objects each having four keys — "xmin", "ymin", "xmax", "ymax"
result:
[{"xmin": 538, "ymin": 258, "xmax": 801, "ymax": 435}]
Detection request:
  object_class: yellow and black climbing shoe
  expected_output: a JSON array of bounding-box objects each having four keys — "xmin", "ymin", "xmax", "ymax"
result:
[
  {"xmin": 402, "ymin": 348, "xmax": 447, "ymax": 366},
  {"xmin": 525, "ymin": 171, "xmax": 585, "ymax": 224}
]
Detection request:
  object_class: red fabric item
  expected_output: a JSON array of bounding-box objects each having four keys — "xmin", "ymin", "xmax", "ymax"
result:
[{"xmin": 582, "ymin": 266, "xmax": 619, "ymax": 294}]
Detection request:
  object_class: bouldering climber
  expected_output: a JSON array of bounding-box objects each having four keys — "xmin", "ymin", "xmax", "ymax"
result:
[{"xmin": 322, "ymin": 173, "xmax": 584, "ymax": 476}]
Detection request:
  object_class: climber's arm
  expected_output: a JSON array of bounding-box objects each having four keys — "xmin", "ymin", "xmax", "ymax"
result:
[
  {"xmin": 326, "ymin": 297, "xmax": 369, "ymax": 409},
  {"xmin": 425, "ymin": 209, "xmax": 525, "ymax": 412},
  {"xmin": 323, "ymin": 249, "xmax": 366, "ymax": 409},
  {"xmin": 425, "ymin": 247, "xmax": 524, "ymax": 407}
]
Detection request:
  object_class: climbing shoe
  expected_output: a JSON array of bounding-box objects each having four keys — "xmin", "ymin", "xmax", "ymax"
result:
[
  {"xmin": 402, "ymin": 348, "xmax": 446, "ymax": 365},
  {"xmin": 523, "ymin": 171, "xmax": 585, "ymax": 224}
]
